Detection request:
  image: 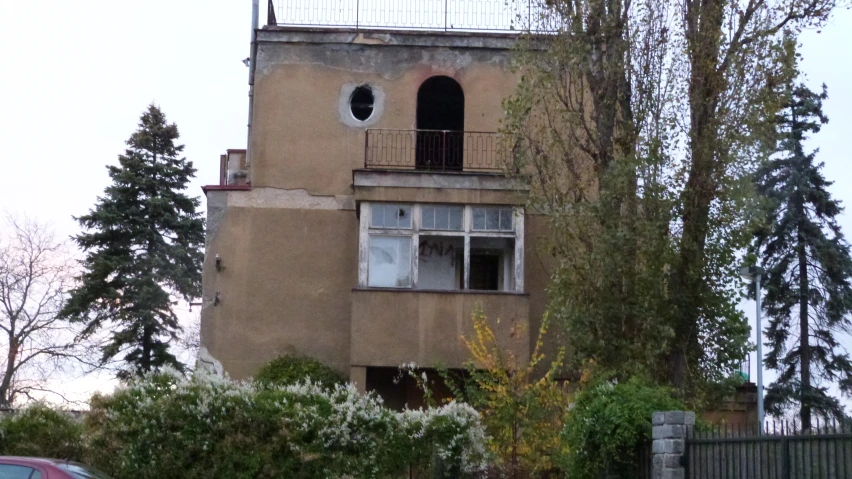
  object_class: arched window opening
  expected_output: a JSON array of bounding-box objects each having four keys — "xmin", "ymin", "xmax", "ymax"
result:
[{"xmin": 416, "ymin": 76, "xmax": 464, "ymax": 171}]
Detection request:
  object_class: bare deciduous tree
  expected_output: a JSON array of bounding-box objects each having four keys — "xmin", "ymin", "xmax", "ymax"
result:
[{"xmin": 0, "ymin": 215, "xmax": 81, "ymax": 407}]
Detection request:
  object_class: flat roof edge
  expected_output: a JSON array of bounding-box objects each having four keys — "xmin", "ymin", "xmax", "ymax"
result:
[{"xmin": 257, "ymin": 27, "xmax": 522, "ymax": 49}]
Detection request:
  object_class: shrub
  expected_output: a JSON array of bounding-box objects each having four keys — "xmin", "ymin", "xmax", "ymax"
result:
[
  {"xmin": 85, "ymin": 368, "xmax": 486, "ymax": 479},
  {"xmin": 254, "ymin": 354, "xmax": 346, "ymax": 389},
  {"xmin": 436, "ymin": 308, "xmax": 571, "ymax": 478},
  {"xmin": 0, "ymin": 403, "xmax": 84, "ymax": 460},
  {"xmin": 560, "ymin": 374, "xmax": 683, "ymax": 479}
]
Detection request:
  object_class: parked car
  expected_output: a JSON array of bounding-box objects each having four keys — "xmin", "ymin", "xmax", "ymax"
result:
[{"xmin": 0, "ymin": 457, "xmax": 112, "ymax": 479}]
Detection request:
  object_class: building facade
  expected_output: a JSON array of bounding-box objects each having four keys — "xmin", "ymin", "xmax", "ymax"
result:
[{"xmin": 201, "ymin": 7, "xmax": 553, "ymax": 405}]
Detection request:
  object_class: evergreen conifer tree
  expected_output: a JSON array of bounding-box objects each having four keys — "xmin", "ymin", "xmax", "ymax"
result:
[
  {"xmin": 62, "ymin": 105, "xmax": 204, "ymax": 378},
  {"xmin": 752, "ymin": 82, "xmax": 852, "ymax": 428}
]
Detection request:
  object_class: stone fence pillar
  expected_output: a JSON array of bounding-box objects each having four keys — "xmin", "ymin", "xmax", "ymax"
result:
[{"xmin": 652, "ymin": 410, "xmax": 695, "ymax": 479}]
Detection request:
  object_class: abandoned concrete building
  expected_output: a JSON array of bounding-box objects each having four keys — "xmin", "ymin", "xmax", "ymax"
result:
[{"xmin": 200, "ymin": 2, "xmax": 553, "ymax": 407}]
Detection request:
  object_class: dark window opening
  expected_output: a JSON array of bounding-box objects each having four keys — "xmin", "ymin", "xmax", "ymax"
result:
[
  {"xmin": 416, "ymin": 76, "xmax": 464, "ymax": 171},
  {"xmin": 468, "ymin": 237, "xmax": 514, "ymax": 291},
  {"xmin": 469, "ymin": 253, "xmax": 500, "ymax": 290},
  {"xmin": 350, "ymin": 85, "xmax": 375, "ymax": 121},
  {"xmin": 366, "ymin": 367, "xmax": 468, "ymax": 411}
]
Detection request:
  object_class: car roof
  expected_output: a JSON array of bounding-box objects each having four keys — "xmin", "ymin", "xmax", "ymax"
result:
[{"xmin": 0, "ymin": 456, "xmax": 68, "ymax": 466}]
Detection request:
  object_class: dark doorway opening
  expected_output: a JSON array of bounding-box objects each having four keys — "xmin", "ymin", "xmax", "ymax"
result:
[{"xmin": 416, "ymin": 76, "xmax": 464, "ymax": 171}]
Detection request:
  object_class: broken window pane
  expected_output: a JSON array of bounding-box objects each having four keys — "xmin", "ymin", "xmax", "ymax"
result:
[
  {"xmin": 371, "ymin": 204, "xmax": 411, "ymax": 229},
  {"xmin": 368, "ymin": 236, "xmax": 411, "ymax": 287},
  {"xmin": 469, "ymin": 237, "xmax": 514, "ymax": 291},
  {"xmin": 472, "ymin": 207, "xmax": 514, "ymax": 232},
  {"xmin": 418, "ymin": 236, "xmax": 463, "ymax": 290},
  {"xmin": 421, "ymin": 205, "xmax": 464, "ymax": 231}
]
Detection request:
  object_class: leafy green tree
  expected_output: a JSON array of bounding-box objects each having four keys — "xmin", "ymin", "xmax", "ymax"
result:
[
  {"xmin": 61, "ymin": 105, "xmax": 204, "ymax": 379},
  {"xmin": 505, "ymin": 0, "xmax": 837, "ymax": 397},
  {"xmin": 752, "ymin": 82, "xmax": 852, "ymax": 428}
]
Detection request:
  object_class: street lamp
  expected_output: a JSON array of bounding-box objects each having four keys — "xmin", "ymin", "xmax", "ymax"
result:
[{"xmin": 740, "ymin": 265, "xmax": 766, "ymax": 434}]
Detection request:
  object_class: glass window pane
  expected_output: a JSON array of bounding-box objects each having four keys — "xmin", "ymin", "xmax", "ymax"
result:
[
  {"xmin": 435, "ymin": 206, "xmax": 449, "ymax": 230},
  {"xmin": 486, "ymin": 208, "xmax": 500, "ymax": 230},
  {"xmin": 368, "ymin": 236, "xmax": 412, "ymax": 287},
  {"xmin": 397, "ymin": 205, "xmax": 412, "ymax": 229},
  {"xmin": 418, "ymin": 236, "xmax": 463, "ymax": 290},
  {"xmin": 473, "ymin": 208, "xmax": 486, "ymax": 230},
  {"xmin": 370, "ymin": 204, "xmax": 385, "ymax": 228},
  {"xmin": 422, "ymin": 205, "xmax": 463, "ymax": 231},
  {"xmin": 422, "ymin": 206, "xmax": 435, "ymax": 229},
  {"xmin": 500, "ymin": 208, "xmax": 514, "ymax": 231},
  {"xmin": 370, "ymin": 204, "xmax": 412, "ymax": 229},
  {"xmin": 0, "ymin": 465, "xmax": 38, "ymax": 479},
  {"xmin": 449, "ymin": 207, "xmax": 463, "ymax": 231}
]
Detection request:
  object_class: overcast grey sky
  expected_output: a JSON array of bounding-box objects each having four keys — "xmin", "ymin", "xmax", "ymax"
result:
[{"xmin": 1, "ymin": 1, "xmax": 851, "ymax": 406}]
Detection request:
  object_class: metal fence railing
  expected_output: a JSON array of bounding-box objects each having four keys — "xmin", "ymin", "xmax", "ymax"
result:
[
  {"xmin": 685, "ymin": 420, "xmax": 852, "ymax": 478},
  {"xmin": 268, "ymin": 0, "xmax": 549, "ymax": 32},
  {"xmin": 364, "ymin": 129, "xmax": 509, "ymax": 172}
]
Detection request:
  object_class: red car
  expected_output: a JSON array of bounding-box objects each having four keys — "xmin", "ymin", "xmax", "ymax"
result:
[{"xmin": 0, "ymin": 457, "xmax": 112, "ymax": 479}]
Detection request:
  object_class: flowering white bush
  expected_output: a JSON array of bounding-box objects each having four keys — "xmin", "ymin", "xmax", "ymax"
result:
[{"xmin": 86, "ymin": 369, "xmax": 487, "ymax": 479}]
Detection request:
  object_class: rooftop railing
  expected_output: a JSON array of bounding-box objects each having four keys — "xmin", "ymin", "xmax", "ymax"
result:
[
  {"xmin": 267, "ymin": 0, "xmax": 548, "ymax": 32},
  {"xmin": 364, "ymin": 129, "xmax": 510, "ymax": 172}
]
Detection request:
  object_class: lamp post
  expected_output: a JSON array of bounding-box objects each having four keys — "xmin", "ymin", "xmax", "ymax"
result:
[{"xmin": 741, "ymin": 265, "xmax": 766, "ymax": 434}]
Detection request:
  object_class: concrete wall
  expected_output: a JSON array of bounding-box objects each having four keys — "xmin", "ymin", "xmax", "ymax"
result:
[
  {"xmin": 201, "ymin": 188, "xmax": 358, "ymax": 378},
  {"xmin": 250, "ymin": 29, "xmax": 519, "ymax": 195},
  {"xmin": 350, "ymin": 289, "xmax": 530, "ymax": 369}
]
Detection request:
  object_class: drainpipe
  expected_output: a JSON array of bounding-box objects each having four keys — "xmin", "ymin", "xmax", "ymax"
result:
[{"xmin": 246, "ymin": 0, "xmax": 259, "ymax": 167}]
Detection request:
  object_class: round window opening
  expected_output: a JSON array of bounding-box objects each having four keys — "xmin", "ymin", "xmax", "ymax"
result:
[{"xmin": 350, "ymin": 85, "xmax": 375, "ymax": 121}]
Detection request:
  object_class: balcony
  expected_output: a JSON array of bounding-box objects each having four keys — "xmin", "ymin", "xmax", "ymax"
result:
[
  {"xmin": 267, "ymin": 0, "xmax": 550, "ymax": 32},
  {"xmin": 364, "ymin": 129, "xmax": 510, "ymax": 173},
  {"xmin": 350, "ymin": 288, "xmax": 530, "ymax": 369}
]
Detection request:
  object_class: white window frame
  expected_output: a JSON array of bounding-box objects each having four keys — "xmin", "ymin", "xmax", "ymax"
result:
[{"xmin": 358, "ymin": 202, "xmax": 524, "ymax": 293}]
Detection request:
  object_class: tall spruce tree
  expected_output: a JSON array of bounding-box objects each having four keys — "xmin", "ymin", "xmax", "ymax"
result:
[
  {"xmin": 752, "ymin": 82, "xmax": 852, "ymax": 428},
  {"xmin": 62, "ymin": 105, "xmax": 204, "ymax": 379}
]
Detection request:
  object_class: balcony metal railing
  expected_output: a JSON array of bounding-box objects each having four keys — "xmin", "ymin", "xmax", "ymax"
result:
[
  {"xmin": 267, "ymin": 0, "xmax": 549, "ymax": 32},
  {"xmin": 364, "ymin": 129, "xmax": 509, "ymax": 172}
]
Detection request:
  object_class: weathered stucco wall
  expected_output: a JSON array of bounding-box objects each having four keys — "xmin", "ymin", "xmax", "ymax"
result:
[
  {"xmin": 250, "ymin": 29, "xmax": 520, "ymax": 196},
  {"xmin": 350, "ymin": 289, "xmax": 529, "ymax": 369},
  {"xmin": 201, "ymin": 29, "xmax": 560, "ymax": 383},
  {"xmin": 201, "ymin": 189, "xmax": 358, "ymax": 379}
]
